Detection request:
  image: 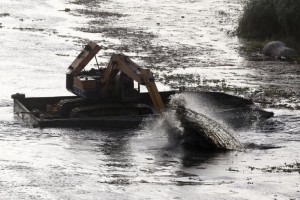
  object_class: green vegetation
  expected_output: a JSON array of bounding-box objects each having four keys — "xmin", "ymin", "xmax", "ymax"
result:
[{"xmin": 238, "ymin": 0, "xmax": 300, "ymax": 46}]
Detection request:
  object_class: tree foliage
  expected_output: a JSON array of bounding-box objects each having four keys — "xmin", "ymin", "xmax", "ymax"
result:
[{"xmin": 238, "ymin": 0, "xmax": 300, "ymax": 44}]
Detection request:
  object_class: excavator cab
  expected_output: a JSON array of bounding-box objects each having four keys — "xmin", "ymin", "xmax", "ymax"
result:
[
  {"xmin": 66, "ymin": 42, "xmax": 138, "ymax": 101},
  {"xmin": 66, "ymin": 41, "xmax": 102, "ymax": 99},
  {"xmin": 109, "ymin": 72, "xmax": 141, "ymax": 101}
]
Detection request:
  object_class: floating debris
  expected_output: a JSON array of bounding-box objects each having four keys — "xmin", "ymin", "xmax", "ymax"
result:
[
  {"xmin": 170, "ymin": 94, "xmax": 242, "ymax": 150},
  {"xmin": 248, "ymin": 162, "xmax": 300, "ymax": 173},
  {"xmin": 0, "ymin": 13, "xmax": 10, "ymax": 17},
  {"xmin": 176, "ymin": 106, "xmax": 243, "ymax": 150}
]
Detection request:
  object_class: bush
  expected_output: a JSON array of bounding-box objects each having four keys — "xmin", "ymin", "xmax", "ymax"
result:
[{"xmin": 238, "ymin": 0, "xmax": 300, "ymax": 44}]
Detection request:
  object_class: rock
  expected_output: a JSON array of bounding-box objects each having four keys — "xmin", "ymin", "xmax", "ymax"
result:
[{"xmin": 263, "ymin": 41, "xmax": 298, "ymax": 60}]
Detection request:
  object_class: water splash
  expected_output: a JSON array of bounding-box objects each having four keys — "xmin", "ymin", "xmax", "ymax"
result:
[{"xmin": 166, "ymin": 93, "xmax": 243, "ymax": 150}]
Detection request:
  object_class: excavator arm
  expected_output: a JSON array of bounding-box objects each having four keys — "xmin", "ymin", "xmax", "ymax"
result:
[
  {"xmin": 68, "ymin": 41, "xmax": 101, "ymax": 76},
  {"xmin": 139, "ymin": 68, "xmax": 165, "ymax": 113},
  {"xmin": 100, "ymin": 54, "xmax": 165, "ymax": 112}
]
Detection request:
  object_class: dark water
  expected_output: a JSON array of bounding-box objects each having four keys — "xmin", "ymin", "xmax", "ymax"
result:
[{"xmin": 0, "ymin": 0, "xmax": 299, "ymax": 199}]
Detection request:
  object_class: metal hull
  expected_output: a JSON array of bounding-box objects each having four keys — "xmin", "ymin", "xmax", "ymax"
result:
[
  {"xmin": 12, "ymin": 93, "xmax": 168, "ymax": 129},
  {"xmin": 12, "ymin": 91, "xmax": 274, "ymax": 129}
]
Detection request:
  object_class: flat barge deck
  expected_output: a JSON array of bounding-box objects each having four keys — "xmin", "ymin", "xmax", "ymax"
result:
[
  {"xmin": 12, "ymin": 91, "xmax": 274, "ymax": 129},
  {"xmin": 11, "ymin": 92, "xmax": 175, "ymax": 128}
]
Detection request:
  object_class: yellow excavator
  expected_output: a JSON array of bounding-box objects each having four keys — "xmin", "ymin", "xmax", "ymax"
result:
[{"xmin": 58, "ymin": 41, "xmax": 170, "ymax": 118}]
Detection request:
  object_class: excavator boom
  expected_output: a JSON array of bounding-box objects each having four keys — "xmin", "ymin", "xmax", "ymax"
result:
[
  {"xmin": 100, "ymin": 54, "xmax": 165, "ymax": 112},
  {"xmin": 68, "ymin": 41, "xmax": 101, "ymax": 76}
]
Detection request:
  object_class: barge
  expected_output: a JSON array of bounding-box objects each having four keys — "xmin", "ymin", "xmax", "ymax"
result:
[{"xmin": 12, "ymin": 91, "xmax": 274, "ymax": 129}]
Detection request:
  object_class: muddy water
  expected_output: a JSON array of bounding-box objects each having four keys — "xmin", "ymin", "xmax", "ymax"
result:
[{"xmin": 0, "ymin": 0, "xmax": 299, "ymax": 199}]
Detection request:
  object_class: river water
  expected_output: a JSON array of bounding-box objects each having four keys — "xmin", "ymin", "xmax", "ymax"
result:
[{"xmin": 0, "ymin": 0, "xmax": 299, "ymax": 199}]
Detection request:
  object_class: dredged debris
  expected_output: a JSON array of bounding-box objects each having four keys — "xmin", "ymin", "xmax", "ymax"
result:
[
  {"xmin": 170, "ymin": 94, "xmax": 242, "ymax": 150},
  {"xmin": 176, "ymin": 106, "xmax": 243, "ymax": 150}
]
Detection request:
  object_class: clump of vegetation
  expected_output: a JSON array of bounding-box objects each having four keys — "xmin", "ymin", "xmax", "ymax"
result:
[
  {"xmin": 248, "ymin": 162, "xmax": 300, "ymax": 173},
  {"xmin": 0, "ymin": 13, "xmax": 10, "ymax": 17},
  {"xmin": 237, "ymin": 0, "xmax": 300, "ymax": 46}
]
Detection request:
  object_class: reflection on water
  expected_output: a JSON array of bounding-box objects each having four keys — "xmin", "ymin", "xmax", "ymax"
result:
[{"xmin": 0, "ymin": 104, "xmax": 299, "ymax": 199}]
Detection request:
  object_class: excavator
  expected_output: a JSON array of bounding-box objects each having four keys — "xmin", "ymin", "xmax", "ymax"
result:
[
  {"xmin": 12, "ymin": 41, "xmax": 274, "ymax": 129},
  {"xmin": 57, "ymin": 41, "xmax": 172, "ymax": 119}
]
